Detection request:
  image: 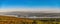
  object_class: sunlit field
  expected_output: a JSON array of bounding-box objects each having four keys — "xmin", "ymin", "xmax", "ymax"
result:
[
  {"xmin": 0, "ymin": 15, "xmax": 33, "ymax": 24},
  {"xmin": 0, "ymin": 15, "xmax": 60, "ymax": 24}
]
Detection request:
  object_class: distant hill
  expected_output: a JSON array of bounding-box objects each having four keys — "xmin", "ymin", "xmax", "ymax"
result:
[{"xmin": 0, "ymin": 11, "xmax": 60, "ymax": 18}]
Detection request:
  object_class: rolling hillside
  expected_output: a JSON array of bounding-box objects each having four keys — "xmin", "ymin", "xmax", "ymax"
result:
[
  {"xmin": 0, "ymin": 15, "xmax": 33, "ymax": 24},
  {"xmin": 0, "ymin": 15, "xmax": 60, "ymax": 24}
]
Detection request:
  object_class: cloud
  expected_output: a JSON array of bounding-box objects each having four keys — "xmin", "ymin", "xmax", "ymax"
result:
[{"xmin": 0, "ymin": 8, "xmax": 59, "ymax": 13}]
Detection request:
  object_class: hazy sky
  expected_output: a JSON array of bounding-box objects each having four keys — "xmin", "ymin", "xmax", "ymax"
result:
[{"xmin": 0, "ymin": 0, "xmax": 60, "ymax": 12}]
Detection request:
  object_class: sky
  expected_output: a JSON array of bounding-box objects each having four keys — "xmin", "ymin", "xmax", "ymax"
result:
[{"xmin": 0, "ymin": 0, "xmax": 60, "ymax": 12}]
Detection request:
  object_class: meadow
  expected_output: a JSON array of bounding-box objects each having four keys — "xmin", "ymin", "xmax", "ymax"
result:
[{"xmin": 0, "ymin": 15, "xmax": 60, "ymax": 24}]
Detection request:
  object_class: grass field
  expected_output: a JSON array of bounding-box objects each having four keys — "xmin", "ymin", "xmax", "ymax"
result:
[
  {"xmin": 0, "ymin": 15, "xmax": 60, "ymax": 24},
  {"xmin": 0, "ymin": 15, "xmax": 34, "ymax": 24}
]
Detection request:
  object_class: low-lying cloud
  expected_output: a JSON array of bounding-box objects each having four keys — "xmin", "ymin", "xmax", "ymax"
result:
[{"xmin": 0, "ymin": 8, "xmax": 59, "ymax": 13}]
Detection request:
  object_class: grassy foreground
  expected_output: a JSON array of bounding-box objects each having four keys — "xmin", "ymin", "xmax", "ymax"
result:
[
  {"xmin": 0, "ymin": 15, "xmax": 34, "ymax": 24},
  {"xmin": 0, "ymin": 15, "xmax": 60, "ymax": 24}
]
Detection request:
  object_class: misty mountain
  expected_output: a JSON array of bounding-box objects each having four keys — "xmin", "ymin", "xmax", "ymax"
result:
[{"xmin": 0, "ymin": 11, "xmax": 60, "ymax": 17}]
